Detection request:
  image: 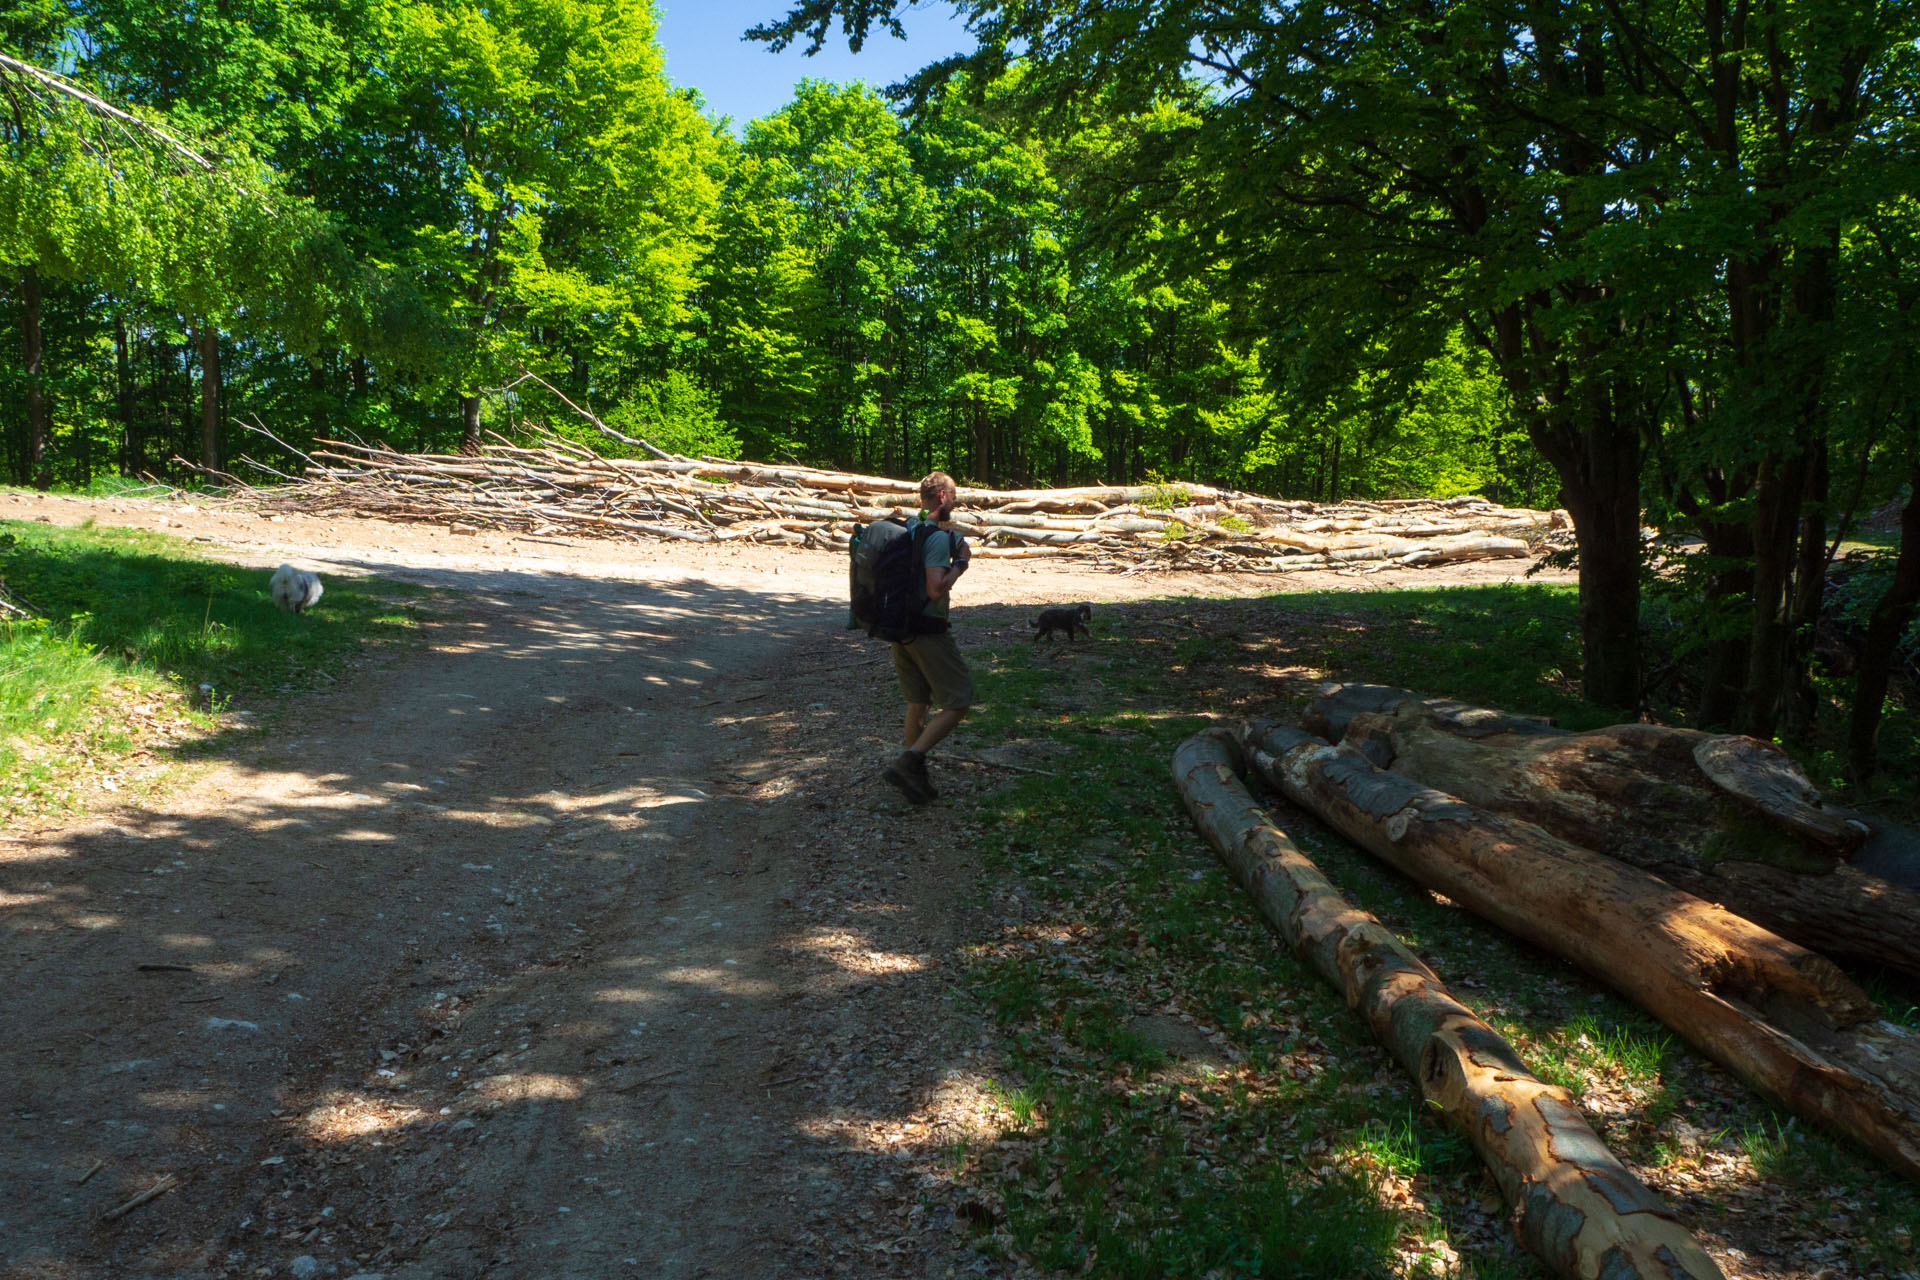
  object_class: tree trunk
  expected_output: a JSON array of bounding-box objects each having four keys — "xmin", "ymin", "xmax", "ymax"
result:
[
  {"xmin": 114, "ymin": 310, "xmax": 133, "ymax": 475},
  {"xmin": 197, "ymin": 323, "xmax": 221, "ymax": 473},
  {"xmin": 22, "ymin": 263, "xmax": 48, "ymax": 489},
  {"xmin": 1694, "ymin": 516, "xmax": 1754, "ymax": 728},
  {"xmin": 1782, "ymin": 442, "xmax": 1832, "ymax": 737},
  {"xmin": 149, "ymin": 334, "xmax": 167, "ymax": 476},
  {"xmin": 1849, "ymin": 459, "xmax": 1920, "ymax": 784},
  {"xmin": 1742, "ymin": 450, "xmax": 1809, "ymax": 737},
  {"xmin": 459, "ymin": 393, "xmax": 483, "ymax": 455},
  {"xmin": 1173, "ymin": 729, "xmax": 1726, "ymax": 1280},
  {"xmin": 308, "ymin": 358, "xmax": 328, "ymax": 444},
  {"xmin": 1307, "ymin": 684, "xmax": 1920, "ymax": 979},
  {"xmin": 1560, "ymin": 442, "xmax": 1642, "ymax": 712},
  {"xmin": 1239, "ymin": 720, "xmax": 1920, "ymax": 1182}
]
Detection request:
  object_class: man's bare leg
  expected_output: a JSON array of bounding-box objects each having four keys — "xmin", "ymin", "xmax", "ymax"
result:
[
  {"xmin": 911, "ymin": 706, "xmax": 968, "ymax": 755},
  {"xmin": 904, "ymin": 702, "xmax": 929, "ymax": 747}
]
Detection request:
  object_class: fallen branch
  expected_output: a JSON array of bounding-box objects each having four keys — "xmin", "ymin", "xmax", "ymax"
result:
[
  {"xmin": 100, "ymin": 1173, "xmax": 181, "ymax": 1222},
  {"xmin": 503, "ymin": 369, "xmax": 676, "ymax": 461},
  {"xmin": 943, "ymin": 751, "xmax": 1059, "ymax": 777},
  {"xmin": 1172, "ymin": 728, "xmax": 1724, "ymax": 1280}
]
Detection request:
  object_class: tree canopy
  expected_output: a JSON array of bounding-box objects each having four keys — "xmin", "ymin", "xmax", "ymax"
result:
[{"xmin": 1, "ymin": 0, "xmax": 1915, "ymax": 773}]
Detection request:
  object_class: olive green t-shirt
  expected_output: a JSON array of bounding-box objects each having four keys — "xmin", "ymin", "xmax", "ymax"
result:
[{"xmin": 917, "ymin": 518, "xmax": 959, "ymax": 621}]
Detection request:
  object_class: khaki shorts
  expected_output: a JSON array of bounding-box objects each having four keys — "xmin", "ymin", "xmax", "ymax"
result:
[{"xmin": 890, "ymin": 631, "xmax": 973, "ymax": 709}]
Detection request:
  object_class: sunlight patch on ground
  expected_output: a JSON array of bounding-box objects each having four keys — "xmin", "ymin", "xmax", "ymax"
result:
[
  {"xmin": 302, "ymin": 1092, "xmax": 435, "ymax": 1141},
  {"xmin": 794, "ymin": 926, "xmax": 931, "ymax": 977},
  {"xmin": 795, "ymin": 1070, "xmax": 1006, "ymax": 1162},
  {"xmin": 469, "ymin": 1071, "xmax": 585, "ymax": 1104},
  {"xmin": 653, "ymin": 966, "xmax": 779, "ymax": 996}
]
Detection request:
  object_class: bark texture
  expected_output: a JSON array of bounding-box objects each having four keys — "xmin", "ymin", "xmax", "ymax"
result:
[
  {"xmin": 197, "ymin": 324, "xmax": 221, "ymax": 473},
  {"xmin": 1172, "ymin": 729, "xmax": 1726, "ymax": 1280},
  {"xmin": 1305, "ymin": 685, "xmax": 1920, "ymax": 980},
  {"xmin": 1239, "ymin": 720, "xmax": 1920, "ymax": 1183},
  {"xmin": 22, "ymin": 263, "xmax": 48, "ymax": 487},
  {"xmin": 1848, "ymin": 462, "xmax": 1920, "ymax": 785}
]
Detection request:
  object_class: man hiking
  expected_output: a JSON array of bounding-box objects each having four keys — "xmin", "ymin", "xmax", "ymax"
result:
[{"xmin": 881, "ymin": 471, "xmax": 972, "ymax": 804}]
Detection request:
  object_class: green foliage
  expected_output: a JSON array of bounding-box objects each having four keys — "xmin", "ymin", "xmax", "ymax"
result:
[
  {"xmin": 379, "ymin": 0, "xmax": 721, "ymax": 416},
  {"xmin": 598, "ymin": 371, "xmax": 740, "ymax": 461},
  {"xmin": 0, "ymin": 12, "xmax": 1552, "ymax": 504}
]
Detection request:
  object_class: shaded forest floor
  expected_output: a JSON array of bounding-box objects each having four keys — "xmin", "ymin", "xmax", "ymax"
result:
[{"xmin": 1, "ymin": 489, "xmax": 1914, "ymax": 1280}]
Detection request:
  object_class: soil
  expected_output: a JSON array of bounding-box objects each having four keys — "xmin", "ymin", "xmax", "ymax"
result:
[{"xmin": 0, "ymin": 489, "xmax": 1572, "ymax": 1280}]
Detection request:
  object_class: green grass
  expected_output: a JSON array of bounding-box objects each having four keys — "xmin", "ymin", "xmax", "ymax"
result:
[
  {"xmin": 1273, "ymin": 583, "xmax": 1609, "ymax": 727},
  {"xmin": 0, "ymin": 519, "xmax": 423, "ymax": 816},
  {"xmin": 939, "ymin": 583, "xmax": 1920, "ymax": 1279}
]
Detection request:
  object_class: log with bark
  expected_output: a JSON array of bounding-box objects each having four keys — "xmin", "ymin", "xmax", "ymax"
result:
[
  {"xmin": 1237, "ymin": 718, "xmax": 1920, "ymax": 1182},
  {"xmin": 1173, "ymin": 729, "xmax": 1726, "ymax": 1280},
  {"xmin": 1304, "ymin": 684, "xmax": 1920, "ymax": 980}
]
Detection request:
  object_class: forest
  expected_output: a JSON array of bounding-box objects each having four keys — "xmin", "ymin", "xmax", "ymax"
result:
[{"xmin": 0, "ymin": 0, "xmax": 1917, "ymax": 766}]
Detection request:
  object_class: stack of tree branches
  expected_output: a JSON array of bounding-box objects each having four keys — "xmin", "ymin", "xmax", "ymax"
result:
[{"xmin": 264, "ymin": 430, "xmax": 1556, "ymax": 571}]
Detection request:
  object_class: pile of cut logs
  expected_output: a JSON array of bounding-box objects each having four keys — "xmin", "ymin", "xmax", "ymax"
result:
[
  {"xmin": 266, "ymin": 433, "xmax": 1559, "ymax": 573},
  {"xmin": 1175, "ymin": 685, "xmax": 1920, "ymax": 1280}
]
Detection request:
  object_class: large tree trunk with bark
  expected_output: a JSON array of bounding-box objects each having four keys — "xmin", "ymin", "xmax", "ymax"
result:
[
  {"xmin": 1174, "ymin": 730, "xmax": 1726, "ymax": 1280},
  {"xmin": 459, "ymin": 392, "xmax": 483, "ymax": 455},
  {"xmin": 1849, "ymin": 458, "xmax": 1920, "ymax": 785},
  {"xmin": 1239, "ymin": 720, "xmax": 1920, "ymax": 1182},
  {"xmin": 1560, "ymin": 427, "xmax": 1643, "ymax": 713},
  {"xmin": 22, "ymin": 263, "xmax": 48, "ymax": 488},
  {"xmin": 1303, "ymin": 685, "xmax": 1920, "ymax": 979}
]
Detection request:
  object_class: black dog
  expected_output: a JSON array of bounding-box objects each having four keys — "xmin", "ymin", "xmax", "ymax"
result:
[{"xmin": 1033, "ymin": 604, "xmax": 1092, "ymax": 641}]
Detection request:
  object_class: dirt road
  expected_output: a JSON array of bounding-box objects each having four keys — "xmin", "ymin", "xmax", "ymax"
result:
[{"xmin": 0, "ymin": 491, "xmax": 1567, "ymax": 1279}]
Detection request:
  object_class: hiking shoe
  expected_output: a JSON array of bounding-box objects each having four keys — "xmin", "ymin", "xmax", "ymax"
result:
[{"xmin": 882, "ymin": 751, "xmax": 936, "ymax": 805}]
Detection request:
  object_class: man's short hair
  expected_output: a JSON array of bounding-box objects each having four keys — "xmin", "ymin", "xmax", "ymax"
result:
[{"xmin": 920, "ymin": 472, "xmax": 957, "ymax": 508}]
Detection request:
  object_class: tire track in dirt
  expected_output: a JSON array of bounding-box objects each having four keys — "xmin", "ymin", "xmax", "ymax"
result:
[
  {"xmin": 1, "ymin": 545, "xmax": 999, "ymax": 1280},
  {"xmin": 1, "ymin": 491, "xmax": 1572, "ymax": 1279}
]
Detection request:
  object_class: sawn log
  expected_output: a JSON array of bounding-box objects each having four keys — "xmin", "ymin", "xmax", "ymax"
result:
[
  {"xmin": 1305, "ymin": 684, "xmax": 1920, "ymax": 980},
  {"xmin": 1173, "ymin": 729, "xmax": 1725, "ymax": 1280},
  {"xmin": 1238, "ymin": 720, "xmax": 1920, "ymax": 1182}
]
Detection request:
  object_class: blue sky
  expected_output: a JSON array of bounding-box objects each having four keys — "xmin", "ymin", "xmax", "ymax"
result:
[{"xmin": 656, "ymin": 1, "xmax": 975, "ymax": 130}]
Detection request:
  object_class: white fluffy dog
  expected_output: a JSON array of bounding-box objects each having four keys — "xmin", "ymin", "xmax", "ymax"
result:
[{"xmin": 269, "ymin": 564, "xmax": 324, "ymax": 614}]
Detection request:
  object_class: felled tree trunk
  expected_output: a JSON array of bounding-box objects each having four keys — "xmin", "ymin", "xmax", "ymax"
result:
[
  {"xmin": 1173, "ymin": 729, "xmax": 1726, "ymax": 1280},
  {"xmin": 1239, "ymin": 720, "xmax": 1920, "ymax": 1183},
  {"xmin": 1305, "ymin": 685, "xmax": 1920, "ymax": 980}
]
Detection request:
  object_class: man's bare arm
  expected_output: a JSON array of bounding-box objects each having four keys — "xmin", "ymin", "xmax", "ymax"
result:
[
  {"xmin": 925, "ymin": 533, "xmax": 970, "ymax": 600},
  {"xmin": 925, "ymin": 559, "xmax": 968, "ymax": 600}
]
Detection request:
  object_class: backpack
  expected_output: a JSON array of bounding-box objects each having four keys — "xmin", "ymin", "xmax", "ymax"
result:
[{"xmin": 848, "ymin": 518, "xmax": 952, "ymax": 642}]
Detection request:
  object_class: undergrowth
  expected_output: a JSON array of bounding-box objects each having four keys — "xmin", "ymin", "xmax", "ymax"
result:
[{"xmin": 939, "ymin": 583, "xmax": 1920, "ymax": 1279}]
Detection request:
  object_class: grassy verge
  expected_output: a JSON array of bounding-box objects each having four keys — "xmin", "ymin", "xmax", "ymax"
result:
[
  {"xmin": 0, "ymin": 519, "xmax": 423, "ymax": 821},
  {"xmin": 940, "ymin": 584, "xmax": 1920, "ymax": 1278}
]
